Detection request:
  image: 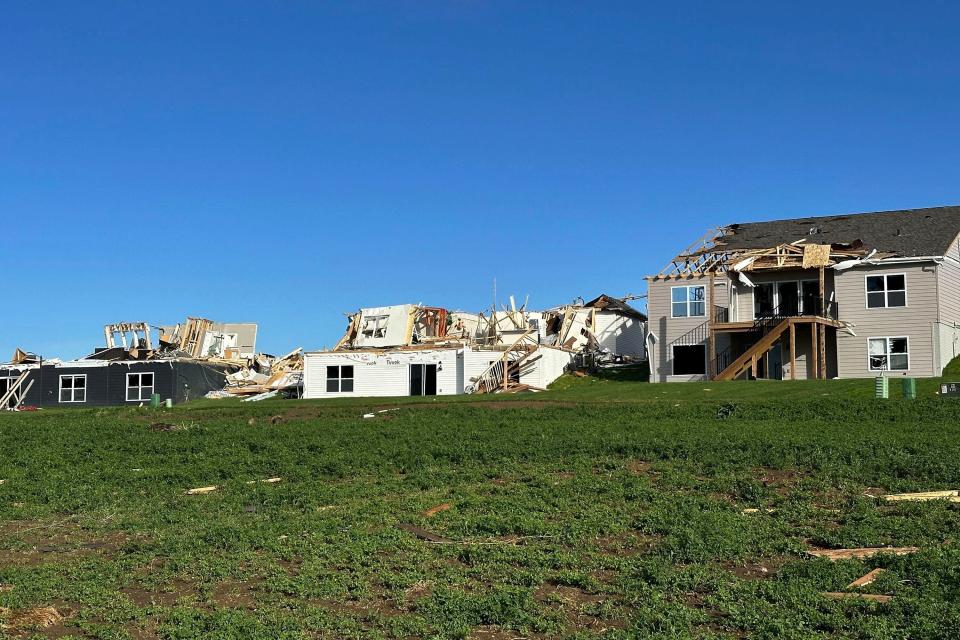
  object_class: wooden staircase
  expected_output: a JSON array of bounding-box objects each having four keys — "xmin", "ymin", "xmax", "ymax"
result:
[
  {"xmin": 714, "ymin": 318, "xmax": 792, "ymax": 381},
  {"xmin": 0, "ymin": 371, "xmax": 34, "ymax": 410},
  {"xmin": 467, "ymin": 329, "xmax": 540, "ymax": 394}
]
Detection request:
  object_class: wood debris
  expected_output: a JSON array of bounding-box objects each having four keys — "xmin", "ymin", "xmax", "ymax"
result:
[
  {"xmin": 741, "ymin": 508, "xmax": 776, "ymax": 514},
  {"xmin": 807, "ymin": 546, "xmax": 919, "ymax": 561},
  {"xmin": 881, "ymin": 490, "xmax": 960, "ymax": 502},
  {"xmin": 847, "ymin": 568, "xmax": 885, "ymax": 589},
  {"xmin": 396, "ymin": 523, "xmax": 453, "ymax": 544},
  {"xmin": 422, "ymin": 503, "xmax": 453, "ymax": 517},
  {"xmin": 185, "ymin": 486, "xmax": 218, "ymax": 495},
  {"xmin": 246, "ymin": 477, "xmax": 282, "ymax": 485},
  {"xmin": 823, "ymin": 592, "xmax": 893, "ymax": 603}
]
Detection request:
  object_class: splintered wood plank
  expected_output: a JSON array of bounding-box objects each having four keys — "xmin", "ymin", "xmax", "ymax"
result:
[
  {"xmin": 396, "ymin": 523, "xmax": 453, "ymax": 544},
  {"xmin": 185, "ymin": 486, "xmax": 218, "ymax": 495},
  {"xmin": 422, "ymin": 503, "xmax": 453, "ymax": 517},
  {"xmin": 847, "ymin": 568, "xmax": 885, "ymax": 589},
  {"xmin": 882, "ymin": 490, "xmax": 960, "ymax": 502},
  {"xmin": 824, "ymin": 592, "xmax": 893, "ymax": 603},
  {"xmin": 807, "ymin": 547, "xmax": 919, "ymax": 561}
]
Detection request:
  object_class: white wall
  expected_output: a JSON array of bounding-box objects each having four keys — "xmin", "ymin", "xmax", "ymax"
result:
[
  {"xmin": 593, "ymin": 312, "xmax": 646, "ymax": 358},
  {"xmin": 352, "ymin": 305, "xmax": 416, "ymax": 349},
  {"xmin": 520, "ymin": 346, "xmax": 574, "ymax": 389},
  {"xmin": 303, "ymin": 348, "xmax": 460, "ymax": 399}
]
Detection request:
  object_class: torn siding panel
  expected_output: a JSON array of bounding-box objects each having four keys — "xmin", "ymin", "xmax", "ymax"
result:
[
  {"xmin": 593, "ymin": 311, "xmax": 645, "ymax": 358},
  {"xmin": 352, "ymin": 305, "xmax": 418, "ymax": 349}
]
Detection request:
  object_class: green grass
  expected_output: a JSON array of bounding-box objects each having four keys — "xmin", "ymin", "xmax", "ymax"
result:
[{"xmin": 2, "ymin": 376, "xmax": 960, "ymax": 638}]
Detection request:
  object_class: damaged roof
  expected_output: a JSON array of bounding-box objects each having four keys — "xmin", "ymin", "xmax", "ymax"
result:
[
  {"xmin": 583, "ymin": 294, "xmax": 647, "ymax": 320},
  {"xmin": 718, "ymin": 205, "xmax": 960, "ymax": 257}
]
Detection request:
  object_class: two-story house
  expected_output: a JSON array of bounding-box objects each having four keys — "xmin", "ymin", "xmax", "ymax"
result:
[{"xmin": 646, "ymin": 206, "xmax": 960, "ymax": 382}]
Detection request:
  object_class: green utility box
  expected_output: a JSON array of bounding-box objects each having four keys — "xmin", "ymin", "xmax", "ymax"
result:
[
  {"xmin": 902, "ymin": 378, "xmax": 917, "ymax": 399},
  {"xmin": 150, "ymin": 393, "xmax": 161, "ymax": 408},
  {"xmin": 875, "ymin": 376, "xmax": 889, "ymax": 399}
]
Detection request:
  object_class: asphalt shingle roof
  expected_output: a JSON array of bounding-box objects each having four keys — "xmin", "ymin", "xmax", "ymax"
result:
[{"xmin": 718, "ymin": 206, "xmax": 960, "ymax": 257}]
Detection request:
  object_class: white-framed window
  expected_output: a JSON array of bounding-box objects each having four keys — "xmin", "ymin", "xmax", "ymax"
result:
[
  {"xmin": 59, "ymin": 374, "xmax": 87, "ymax": 403},
  {"xmin": 671, "ymin": 285, "xmax": 705, "ymax": 318},
  {"xmin": 865, "ymin": 274, "xmax": 906, "ymax": 309},
  {"xmin": 361, "ymin": 315, "xmax": 389, "ymax": 338},
  {"xmin": 868, "ymin": 337, "xmax": 909, "ymax": 371},
  {"xmin": 672, "ymin": 344, "xmax": 707, "ymax": 375},
  {"xmin": 326, "ymin": 365, "xmax": 354, "ymax": 393},
  {"xmin": 126, "ymin": 372, "xmax": 155, "ymax": 402}
]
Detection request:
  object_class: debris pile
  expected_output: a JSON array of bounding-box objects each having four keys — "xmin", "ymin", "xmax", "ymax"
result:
[{"xmin": 212, "ymin": 348, "xmax": 304, "ymax": 400}]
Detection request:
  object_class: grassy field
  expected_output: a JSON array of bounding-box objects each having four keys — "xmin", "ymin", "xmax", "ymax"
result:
[{"xmin": 2, "ymin": 373, "xmax": 960, "ymax": 639}]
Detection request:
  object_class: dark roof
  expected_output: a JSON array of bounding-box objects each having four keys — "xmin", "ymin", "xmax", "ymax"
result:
[
  {"xmin": 584, "ymin": 294, "xmax": 647, "ymax": 320},
  {"xmin": 719, "ymin": 206, "xmax": 960, "ymax": 257}
]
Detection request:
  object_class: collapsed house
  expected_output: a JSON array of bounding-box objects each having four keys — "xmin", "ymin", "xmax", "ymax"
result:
[
  {"xmin": 303, "ymin": 296, "xmax": 646, "ymax": 399},
  {"xmin": 0, "ymin": 317, "xmax": 260, "ymax": 410},
  {"xmin": 646, "ymin": 206, "xmax": 960, "ymax": 382}
]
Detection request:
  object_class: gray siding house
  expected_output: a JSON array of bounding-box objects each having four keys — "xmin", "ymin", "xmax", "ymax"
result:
[{"xmin": 645, "ymin": 206, "xmax": 960, "ymax": 382}]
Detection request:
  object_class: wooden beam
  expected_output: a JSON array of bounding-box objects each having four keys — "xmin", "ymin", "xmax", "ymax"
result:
[
  {"xmin": 819, "ymin": 323, "xmax": 827, "ymax": 379},
  {"xmin": 789, "ymin": 322, "xmax": 796, "ymax": 381},
  {"xmin": 708, "ymin": 271, "xmax": 716, "ymax": 379},
  {"xmin": 811, "ymin": 324, "xmax": 819, "ymax": 380}
]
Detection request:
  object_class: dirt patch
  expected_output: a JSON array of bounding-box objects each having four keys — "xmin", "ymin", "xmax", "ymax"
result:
[
  {"xmin": 722, "ymin": 556, "xmax": 789, "ymax": 581},
  {"xmin": 473, "ymin": 401, "xmax": 578, "ymax": 411},
  {"xmin": 0, "ymin": 520, "xmax": 133, "ymax": 567},
  {"xmin": 755, "ymin": 467, "xmax": 810, "ymax": 496},
  {"xmin": 210, "ymin": 578, "xmax": 262, "ymax": 609},
  {"xmin": 534, "ymin": 584, "xmax": 625, "ymax": 632},
  {"xmin": 592, "ymin": 531, "xmax": 659, "ymax": 557},
  {"xmin": 0, "ymin": 605, "xmax": 72, "ymax": 637},
  {"xmin": 627, "ymin": 460, "xmax": 656, "ymax": 477},
  {"xmin": 403, "ymin": 580, "xmax": 432, "ymax": 607},
  {"xmin": 311, "ymin": 596, "xmax": 405, "ymax": 618},
  {"xmin": 469, "ymin": 626, "xmax": 549, "ymax": 640},
  {"xmin": 121, "ymin": 579, "xmax": 197, "ymax": 607}
]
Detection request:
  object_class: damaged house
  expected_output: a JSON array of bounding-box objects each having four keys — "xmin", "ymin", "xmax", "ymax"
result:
[
  {"xmin": 646, "ymin": 206, "xmax": 960, "ymax": 382},
  {"xmin": 303, "ymin": 297, "xmax": 646, "ymax": 399},
  {"xmin": 0, "ymin": 317, "xmax": 259, "ymax": 409}
]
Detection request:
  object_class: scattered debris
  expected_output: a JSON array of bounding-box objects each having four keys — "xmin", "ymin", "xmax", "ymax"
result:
[
  {"xmin": 185, "ymin": 486, "xmax": 218, "ymax": 495},
  {"xmin": 423, "ymin": 503, "xmax": 453, "ymax": 517},
  {"xmin": 396, "ymin": 523, "xmax": 453, "ymax": 544},
  {"xmin": 363, "ymin": 408, "xmax": 400, "ymax": 419},
  {"xmin": 242, "ymin": 390, "xmax": 279, "ymax": 402},
  {"xmin": 881, "ymin": 490, "xmax": 960, "ymax": 502},
  {"xmin": 741, "ymin": 508, "xmax": 777, "ymax": 515},
  {"xmin": 1, "ymin": 606, "xmax": 64, "ymax": 631},
  {"xmin": 807, "ymin": 547, "xmax": 919, "ymax": 561},
  {"xmin": 847, "ymin": 568, "xmax": 886, "ymax": 589},
  {"xmin": 823, "ymin": 592, "xmax": 893, "ymax": 603},
  {"xmin": 246, "ymin": 477, "xmax": 282, "ymax": 485}
]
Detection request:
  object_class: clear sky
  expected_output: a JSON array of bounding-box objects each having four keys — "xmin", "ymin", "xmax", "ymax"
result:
[{"xmin": 3, "ymin": 2, "xmax": 960, "ymax": 359}]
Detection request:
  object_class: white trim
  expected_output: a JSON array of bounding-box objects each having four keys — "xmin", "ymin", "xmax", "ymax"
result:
[
  {"xmin": 867, "ymin": 336, "xmax": 910, "ymax": 372},
  {"xmin": 670, "ymin": 285, "xmax": 706, "ymax": 318},
  {"xmin": 864, "ymin": 272, "xmax": 908, "ymax": 310},
  {"xmin": 58, "ymin": 374, "xmax": 87, "ymax": 403},
  {"xmin": 125, "ymin": 371, "xmax": 155, "ymax": 402},
  {"xmin": 671, "ymin": 343, "xmax": 707, "ymax": 376}
]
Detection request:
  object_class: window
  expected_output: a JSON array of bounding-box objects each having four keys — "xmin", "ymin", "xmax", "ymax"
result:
[
  {"xmin": 672, "ymin": 345, "xmax": 706, "ymax": 375},
  {"xmin": 866, "ymin": 274, "xmax": 906, "ymax": 309},
  {"xmin": 361, "ymin": 315, "xmax": 389, "ymax": 338},
  {"xmin": 868, "ymin": 337, "xmax": 909, "ymax": 371},
  {"xmin": 326, "ymin": 365, "xmax": 354, "ymax": 393},
  {"xmin": 59, "ymin": 374, "xmax": 87, "ymax": 403},
  {"xmin": 126, "ymin": 372, "xmax": 154, "ymax": 402},
  {"xmin": 671, "ymin": 285, "xmax": 705, "ymax": 318}
]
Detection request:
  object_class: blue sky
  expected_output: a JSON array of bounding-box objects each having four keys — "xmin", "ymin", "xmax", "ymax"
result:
[{"xmin": 3, "ymin": 2, "xmax": 960, "ymax": 358}]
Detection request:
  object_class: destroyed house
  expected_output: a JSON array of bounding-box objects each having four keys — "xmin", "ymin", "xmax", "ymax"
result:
[
  {"xmin": 0, "ymin": 357, "xmax": 234, "ymax": 409},
  {"xmin": 646, "ymin": 206, "xmax": 960, "ymax": 382},
  {"xmin": 303, "ymin": 296, "xmax": 647, "ymax": 400},
  {"xmin": 0, "ymin": 317, "xmax": 259, "ymax": 409}
]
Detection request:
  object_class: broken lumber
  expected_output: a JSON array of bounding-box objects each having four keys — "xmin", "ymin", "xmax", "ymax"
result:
[
  {"xmin": 823, "ymin": 592, "xmax": 893, "ymax": 603},
  {"xmin": 185, "ymin": 486, "xmax": 218, "ymax": 495},
  {"xmin": 847, "ymin": 568, "xmax": 885, "ymax": 589},
  {"xmin": 246, "ymin": 477, "xmax": 282, "ymax": 485},
  {"xmin": 396, "ymin": 523, "xmax": 453, "ymax": 544},
  {"xmin": 422, "ymin": 503, "xmax": 453, "ymax": 517},
  {"xmin": 807, "ymin": 547, "xmax": 919, "ymax": 561},
  {"xmin": 881, "ymin": 490, "xmax": 960, "ymax": 503}
]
